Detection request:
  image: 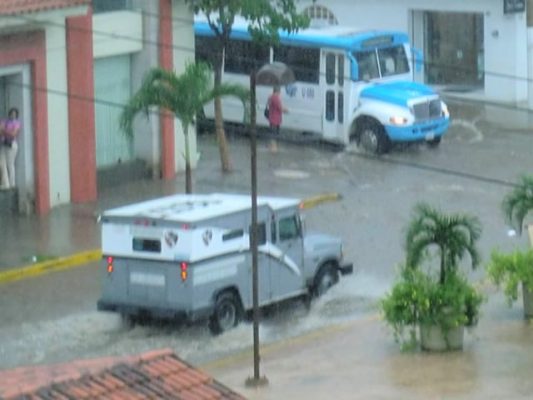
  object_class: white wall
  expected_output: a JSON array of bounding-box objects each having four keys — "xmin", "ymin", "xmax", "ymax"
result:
[
  {"xmin": 45, "ymin": 20, "xmax": 71, "ymax": 207},
  {"xmin": 172, "ymin": 0, "xmax": 197, "ymax": 171},
  {"xmin": 92, "ymin": 10, "xmax": 143, "ymax": 58},
  {"xmin": 300, "ymin": 0, "xmax": 529, "ymax": 103},
  {"xmin": 131, "ymin": 0, "xmax": 160, "ymax": 177}
]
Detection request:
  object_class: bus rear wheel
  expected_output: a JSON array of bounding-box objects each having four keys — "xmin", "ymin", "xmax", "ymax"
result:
[
  {"xmin": 209, "ymin": 291, "xmax": 242, "ymax": 335},
  {"xmin": 358, "ymin": 121, "xmax": 390, "ymax": 154}
]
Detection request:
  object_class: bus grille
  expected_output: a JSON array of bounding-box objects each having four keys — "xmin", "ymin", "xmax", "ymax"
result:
[{"xmin": 412, "ymin": 99, "xmax": 442, "ymax": 121}]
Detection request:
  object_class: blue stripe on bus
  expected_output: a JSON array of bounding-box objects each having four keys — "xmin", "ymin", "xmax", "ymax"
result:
[
  {"xmin": 360, "ymin": 81, "xmax": 436, "ymax": 107},
  {"xmin": 194, "ymin": 21, "xmax": 409, "ymax": 50}
]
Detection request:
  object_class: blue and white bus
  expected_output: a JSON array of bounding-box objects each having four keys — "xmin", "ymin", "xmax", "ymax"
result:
[{"xmin": 194, "ymin": 18, "xmax": 450, "ymax": 154}]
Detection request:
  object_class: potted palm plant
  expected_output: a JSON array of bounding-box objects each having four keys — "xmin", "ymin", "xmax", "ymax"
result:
[
  {"xmin": 486, "ymin": 248, "xmax": 533, "ymax": 318},
  {"xmin": 381, "ymin": 203, "xmax": 484, "ymax": 351},
  {"xmin": 487, "ymin": 175, "xmax": 533, "ymax": 317}
]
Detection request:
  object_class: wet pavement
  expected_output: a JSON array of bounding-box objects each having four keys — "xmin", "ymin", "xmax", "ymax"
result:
[
  {"xmin": 1, "ymin": 97, "xmax": 533, "ymax": 398},
  {"xmin": 205, "ymin": 293, "xmax": 533, "ymax": 400}
]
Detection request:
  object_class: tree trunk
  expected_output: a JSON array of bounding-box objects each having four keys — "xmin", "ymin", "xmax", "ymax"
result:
[
  {"xmin": 440, "ymin": 248, "xmax": 446, "ymax": 284},
  {"xmin": 183, "ymin": 125, "xmax": 192, "ymax": 194},
  {"xmin": 213, "ymin": 54, "xmax": 232, "ymax": 172}
]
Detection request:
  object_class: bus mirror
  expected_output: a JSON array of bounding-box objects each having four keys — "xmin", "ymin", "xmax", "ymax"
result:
[{"xmin": 412, "ymin": 47, "xmax": 424, "ymax": 73}]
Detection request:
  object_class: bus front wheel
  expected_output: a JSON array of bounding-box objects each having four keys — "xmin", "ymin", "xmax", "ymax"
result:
[{"xmin": 358, "ymin": 121, "xmax": 390, "ymax": 154}]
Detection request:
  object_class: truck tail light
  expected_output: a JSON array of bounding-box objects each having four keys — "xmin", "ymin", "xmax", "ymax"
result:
[
  {"xmin": 106, "ymin": 256, "xmax": 114, "ymax": 274},
  {"xmin": 180, "ymin": 262, "xmax": 188, "ymax": 281}
]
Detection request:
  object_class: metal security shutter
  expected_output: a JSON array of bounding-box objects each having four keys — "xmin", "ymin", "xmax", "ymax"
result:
[{"xmin": 94, "ymin": 55, "xmax": 133, "ymax": 167}]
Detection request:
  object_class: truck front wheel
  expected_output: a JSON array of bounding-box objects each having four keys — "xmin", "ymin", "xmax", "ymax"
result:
[
  {"xmin": 313, "ymin": 264, "xmax": 339, "ymax": 297},
  {"xmin": 358, "ymin": 120, "xmax": 390, "ymax": 154},
  {"xmin": 209, "ymin": 291, "xmax": 242, "ymax": 335}
]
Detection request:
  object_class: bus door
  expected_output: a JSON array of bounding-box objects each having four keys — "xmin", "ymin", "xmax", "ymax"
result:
[{"xmin": 320, "ymin": 50, "xmax": 347, "ymax": 143}]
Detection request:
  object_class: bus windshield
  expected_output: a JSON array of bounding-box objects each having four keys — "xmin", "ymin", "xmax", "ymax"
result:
[{"xmin": 353, "ymin": 45, "xmax": 410, "ymax": 81}]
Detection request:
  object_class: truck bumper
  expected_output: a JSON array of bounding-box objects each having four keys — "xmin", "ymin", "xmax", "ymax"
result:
[
  {"xmin": 97, "ymin": 299, "xmax": 211, "ymax": 322},
  {"xmin": 385, "ymin": 117, "xmax": 449, "ymax": 142},
  {"xmin": 338, "ymin": 262, "xmax": 353, "ymax": 276}
]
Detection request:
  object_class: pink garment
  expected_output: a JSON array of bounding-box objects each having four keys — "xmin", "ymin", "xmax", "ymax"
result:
[
  {"xmin": 268, "ymin": 93, "xmax": 283, "ymax": 126},
  {"xmin": 3, "ymin": 119, "xmax": 21, "ymax": 136}
]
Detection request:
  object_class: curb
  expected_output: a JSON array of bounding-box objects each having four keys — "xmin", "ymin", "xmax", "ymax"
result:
[
  {"xmin": 300, "ymin": 192, "xmax": 342, "ymax": 209},
  {"xmin": 0, "ymin": 249, "xmax": 102, "ymax": 285}
]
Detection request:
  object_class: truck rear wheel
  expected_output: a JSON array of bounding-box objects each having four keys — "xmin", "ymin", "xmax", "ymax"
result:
[
  {"xmin": 359, "ymin": 120, "xmax": 390, "ymax": 154},
  {"xmin": 209, "ymin": 291, "xmax": 241, "ymax": 335},
  {"xmin": 313, "ymin": 264, "xmax": 339, "ymax": 297}
]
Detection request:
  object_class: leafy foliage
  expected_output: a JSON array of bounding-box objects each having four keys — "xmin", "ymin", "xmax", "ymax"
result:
[
  {"xmin": 382, "ymin": 268, "xmax": 483, "ymax": 349},
  {"xmin": 405, "ymin": 203, "xmax": 482, "ymax": 283},
  {"xmin": 119, "ymin": 62, "xmax": 248, "ymax": 192},
  {"xmin": 502, "ymin": 175, "xmax": 533, "ymax": 235},
  {"xmin": 486, "ymin": 248, "xmax": 533, "ymax": 305},
  {"xmin": 120, "ymin": 62, "xmax": 248, "ymax": 139},
  {"xmin": 381, "ymin": 203, "xmax": 483, "ymax": 350},
  {"xmin": 187, "ymin": 0, "xmax": 309, "ymax": 45}
]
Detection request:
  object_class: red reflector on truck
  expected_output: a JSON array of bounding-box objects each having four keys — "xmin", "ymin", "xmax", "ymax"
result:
[
  {"xmin": 106, "ymin": 256, "xmax": 114, "ymax": 274},
  {"xmin": 180, "ymin": 262, "xmax": 188, "ymax": 281}
]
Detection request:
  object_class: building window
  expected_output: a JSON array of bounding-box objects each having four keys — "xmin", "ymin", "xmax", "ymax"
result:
[
  {"xmin": 93, "ymin": 0, "xmax": 132, "ymax": 13},
  {"xmin": 302, "ymin": 4, "xmax": 338, "ymax": 27},
  {"xmin": 273, "ymin": 45, "xmax": 319, "ymax": 83}
]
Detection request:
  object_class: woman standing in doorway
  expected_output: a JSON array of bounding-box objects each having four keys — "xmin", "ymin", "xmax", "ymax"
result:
[{"xmin": 0, "ymin": 107, "xmax": 21, "ymax": 189}]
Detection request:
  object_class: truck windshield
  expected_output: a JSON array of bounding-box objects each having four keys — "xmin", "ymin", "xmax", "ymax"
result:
[{"xmin": 354, "ymin": 45, "xmax": 410, "ymax": 81}]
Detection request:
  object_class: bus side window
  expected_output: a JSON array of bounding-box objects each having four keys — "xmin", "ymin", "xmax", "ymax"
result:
[
  {"xmin": 325, "ymin": 53, "xmax": 336, "ymax": 85},
  {"xmin": 225, "ymin": 39, "xmax": 270, "ymax": 75},
  {"xmin": 274, "ymin": 45, "xmax": 320, "ymax": 83},
  {"xmin": 195, "ymin": 36, "xmax": 218, "ymax": 67}
]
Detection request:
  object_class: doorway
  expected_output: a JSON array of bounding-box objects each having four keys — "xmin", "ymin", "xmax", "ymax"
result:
[
  {"xmin": 0, "ymin": 64, "xmax": 34, "ymax": 213},
  {"xmin": 424, "ymin": 11, "xmax": 484, "ymax": 88}
]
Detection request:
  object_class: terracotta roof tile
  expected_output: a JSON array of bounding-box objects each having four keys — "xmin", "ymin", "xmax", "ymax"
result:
[
  {"xmin": 0, "ymin": 0, "xmax": 90, "ymax": 16},
  {"xmin": 0, "ymin": 349, "xmax": 247, "ymax": 400}
]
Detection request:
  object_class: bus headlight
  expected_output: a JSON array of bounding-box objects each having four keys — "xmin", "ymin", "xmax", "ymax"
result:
[{"xmin": 389, "ymin": 116, "xmax": 408, "ymax": 125}]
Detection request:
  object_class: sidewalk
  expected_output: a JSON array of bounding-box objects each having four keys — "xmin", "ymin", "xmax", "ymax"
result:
[{"xmin": 204, "ymin": 296, "xmax": 533, "ymax": 400}]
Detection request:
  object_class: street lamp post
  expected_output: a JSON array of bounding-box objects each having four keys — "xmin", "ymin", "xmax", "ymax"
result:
[{"xmin": 245, "ymin": 62, "xmax": 295, "ymax": 388}]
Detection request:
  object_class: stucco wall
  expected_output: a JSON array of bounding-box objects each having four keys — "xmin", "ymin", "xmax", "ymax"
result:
[
  {"xmin": 172, "ymin": 0, "xmax": 197, "ymax": 171},
  {"xmin": 45, "ymin": 20, "xmax": 71, "ymax": 206}
]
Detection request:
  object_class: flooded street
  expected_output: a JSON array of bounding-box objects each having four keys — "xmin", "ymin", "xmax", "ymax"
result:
[{"xmin": 0, "ymin": 267, "xmax": 385, "ymax": 369}]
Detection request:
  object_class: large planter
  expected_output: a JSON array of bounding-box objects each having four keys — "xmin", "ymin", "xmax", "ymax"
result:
[
  {"xmin": 420, "ymin": 324, "xmax": 464, "ymax": 351},
  {"xmin": 523, "ymin": 284, "xmax": 533, "ymax": 318}
]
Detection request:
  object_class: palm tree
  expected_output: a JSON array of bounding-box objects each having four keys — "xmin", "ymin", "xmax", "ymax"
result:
[
  {"xmin": 405, "ymin": 203, "xmax": 482, "ymax": 284},
  {"xmin": 120, "ymin": 62, "xmax": 248, "ymax": 193},
  {"xmin": 502, "ymin": 175, "xmax": 533, "ymax": 236}
]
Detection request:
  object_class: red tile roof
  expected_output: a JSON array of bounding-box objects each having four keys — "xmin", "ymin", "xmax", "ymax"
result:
[
  {"xmin": 0, "ymin": 349, "xmax": 247, "ymax": 400},
  {"xmin": 0, "ymin": 0, "xmax": 90, "ymax": 16}
]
